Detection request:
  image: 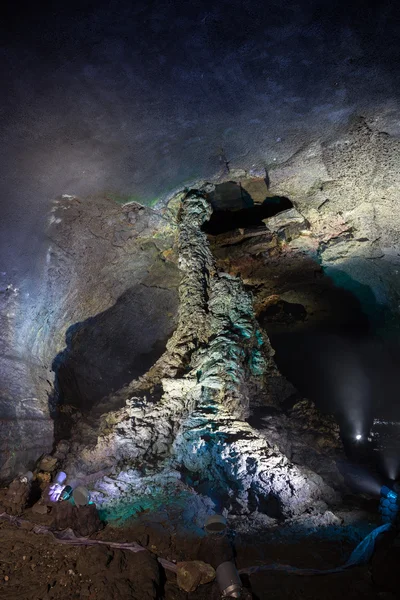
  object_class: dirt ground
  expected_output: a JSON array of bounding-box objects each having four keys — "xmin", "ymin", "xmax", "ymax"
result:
[{"xmin": 0, "ymin": 510, "xmax": 398, "ymax": 600}]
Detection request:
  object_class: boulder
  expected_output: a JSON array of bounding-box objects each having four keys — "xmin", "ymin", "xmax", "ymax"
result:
[
  {"xmin": 38, "ymin": 455, "xmax": 58, "ymax": 472},
  {"xmin": 3, "ymin": 477, "xmax": 31, "ymax": 516},
  {"xmin": 176, "ymin": 560, "xmax": 215, "ymax": 592},
  {"xmin": 264, "ymin": 208, "xmax": 309, "ymax": 241},
  {"xmin": 52, "ymin": 502, "xmax": 103, "ymax": 536}
]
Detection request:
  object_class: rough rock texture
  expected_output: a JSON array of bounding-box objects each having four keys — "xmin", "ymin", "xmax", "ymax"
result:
[
  {"xmin": 268, "ymin": 118, "xmax": 400, "ymax": 333},
  {"xmin": 3, "ymin": 476, "xmax": 31, "ymax": 516},
  {"xmin": 251, "ymin": 400, "xmax": 346, "ymax": 492},
  {"xmin": 0, "ymin": 281, "xmax": 54, "ymax": 483},
  {"xmin": 264, "ymin": 207, "xmax": 309, "ymax": 241},
  {"xmin": 38, "ymin": 455, "xmax": 58, "ymax": 472},
  {"xmin": 2, "ymin": 118, "xmax": 400, "ymax": 483},
  {"xmin": 52, "ymin": 502, "xmax": 103, "ymax": 537},
  {"xmin": 176, "ymin": 560, "xmax": 215, "ymax": 592},
  {"xmin": 0, "ymin": 196, "xmax": 180, "ymax": 481},
  {"xmin": 60, "ymin": 191, "xmax": 339, "ymax": 521},
  {"xmin": 3, "ymin": 116, "xmax": 399, "ymax": 516},
  {"xmin": 203, "ymin": 119, "xmax": 400, "ymax": 343}
]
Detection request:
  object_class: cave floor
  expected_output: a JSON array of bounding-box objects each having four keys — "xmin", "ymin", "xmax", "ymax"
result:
[{"xmin": 0, "ymin": 515, "xmax": 392, "ymax": 600}]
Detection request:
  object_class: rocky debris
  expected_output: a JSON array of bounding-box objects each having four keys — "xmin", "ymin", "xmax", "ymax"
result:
[
  {"xmin": 53, "ymin": 439, "xmax": 70, "ymax": 461},
  {"xmin": 176, "ymin": 560, "xmax": 215, "ymax": 592},
  {"xmin": 52, "ymin": 502, "xmax": 103, "ymax": 537},
  {"xmin": 264, "ymin": 207, "xmax": 309, "ymax": 241},
  {"xmin": 38, "ymin": 454, "xmax": 58, "ymax": 472},
  {"xmin": 3, "ymin": 476, "xmax": 31, "ymax": 516}
]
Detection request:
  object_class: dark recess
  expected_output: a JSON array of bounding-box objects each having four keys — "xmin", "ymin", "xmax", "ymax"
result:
[
  {"xmin": 49, "ymin": 284, "xmax": 178, "ymax": 439},
  {"xmin": 203, "ymin": 181, "xmax": 293, "ymax": 235}
]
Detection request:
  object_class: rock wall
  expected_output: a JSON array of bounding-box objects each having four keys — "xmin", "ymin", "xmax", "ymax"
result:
[{"xmin": 0, "ymin": 195, "xmax": 181, "ymax": 481}]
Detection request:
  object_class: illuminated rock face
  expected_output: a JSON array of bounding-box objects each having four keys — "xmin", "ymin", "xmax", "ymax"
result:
[
  {"xmin": 63, "ymin": 190, "xmax": 339, "ymax": 519},
  {"xmin": 0, "ymin": 282, "xmax": 54, "ymax": 481},
  {"xmin": 0, "ymin": 196, "xmax": 181, "ymax": 482}
]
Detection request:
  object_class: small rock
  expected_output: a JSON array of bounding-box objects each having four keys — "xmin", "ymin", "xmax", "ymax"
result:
[
  {"xmin": 264, "ymin": 208, "xmax": 309, "ymax": 241},
  {"xmin": 53, "ymin": 440, "xmax": 70, "ymax": 461},
  {"xmin": 176, "ymin": 560, "xmax": 215, "ymax": 593},
  {"xmin": 3, "ymin": 477, "xmax": 31, "ymax": 516},
  {"xmin": 35, "ymin": 471, "xmax": 52, "ymax": 489},
  {"xmin": 240, "ymin": 178, "xmax": 269, "ymax": 205},
  {"xmin": 38, "ymin": 455, "xmax": 58, "ymax": 472},
  {"xmin": 32, "ymin": 500, "xmax": 50, "ymax": 515}
]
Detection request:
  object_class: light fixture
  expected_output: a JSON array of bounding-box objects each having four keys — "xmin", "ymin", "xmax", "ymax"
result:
[
  {"xmin": 72, "ymin": 485, "xmax": 91, "ymax": 507},
  {"xmin": 216, "ymin": 561, "xmax": 243, "ymax": 598},
  {"xmin": 204, "ymin": 514, "xmax": 227, "ymax": 536},
  {"xmin": 355, "ymin": 434, "xmax": 362, "ymax": 441},
  {"xmin": 381, "ymin": 485, "xmax": 398, "ymax": 501}
]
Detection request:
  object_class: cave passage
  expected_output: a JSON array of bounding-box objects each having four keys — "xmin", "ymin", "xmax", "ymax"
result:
[
  {"xmin": 203, "ymin": 181, "xmax": 293, "ymax": 235},
  {"xmin": 263, "ymin": 275, "xmax": 374, "ymax": 431},
  {"xmin": 259, "ymin": 269, "xmax": 400, "ymax": 473}
]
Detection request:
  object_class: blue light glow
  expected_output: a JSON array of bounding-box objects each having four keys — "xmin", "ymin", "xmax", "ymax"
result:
[{"xmin": 380, "ymin": 485, "xmax": 398, "ymax": 501}]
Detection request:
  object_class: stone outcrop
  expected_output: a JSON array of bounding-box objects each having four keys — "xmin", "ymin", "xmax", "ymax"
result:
[
  {"xmin": 62, "ymin": 190, "xmax": 340, "ymax": 521},
  {"xmin": 0, "ymin": 195, "xmax": 181, "ymax": 481},
  {"xmin": 2, "ymin": 475, "xmax": 32, "ymax": 516},
  {"xmin": 253, "ymin": 400, "xmax": 345, "ymax": 492}
]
